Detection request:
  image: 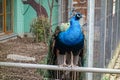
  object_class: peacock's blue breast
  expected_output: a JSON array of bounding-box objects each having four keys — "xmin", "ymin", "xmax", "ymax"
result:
[{"xmin": 58, "ymin": 23, "xmax": 84, "ymax": 46}]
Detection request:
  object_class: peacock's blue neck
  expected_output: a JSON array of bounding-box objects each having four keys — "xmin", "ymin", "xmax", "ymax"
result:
[{"xmin": 58, "ymin": 17, "xmax": 84, "ymax": 46}]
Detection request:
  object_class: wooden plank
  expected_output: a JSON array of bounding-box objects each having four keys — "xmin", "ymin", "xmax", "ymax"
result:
[{"xmin": 4, "ymin": 0, "xmax": 6, "ymax": 33}]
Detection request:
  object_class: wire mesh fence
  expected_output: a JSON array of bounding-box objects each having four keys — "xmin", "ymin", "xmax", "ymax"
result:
[
  {"xmin": 93, "ymin": 0, "xmax": 120, "ymax": 79},
  {"xmin": 94, "ymin": 0, "xmax": 120, "ymax": 67}
]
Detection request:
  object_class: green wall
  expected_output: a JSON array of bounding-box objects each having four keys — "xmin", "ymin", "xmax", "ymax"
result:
[
  {"xmin": 13, "ymin": 0, "xmax": 59, "ymax": 35},
  {"xmin": 23, "ymin": 5, "xmax": 36, "ymax": 32},
  {"xmin": 13, "ymin": 0, "xmax": 24, "ymax": 35}
]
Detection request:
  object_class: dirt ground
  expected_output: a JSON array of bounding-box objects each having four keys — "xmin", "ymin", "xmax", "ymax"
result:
[{"xmin": 0, "ymin": 37, "xmax": 48, "ymax": 80}]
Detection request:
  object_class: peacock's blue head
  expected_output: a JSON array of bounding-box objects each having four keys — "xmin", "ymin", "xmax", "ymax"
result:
[{"xmin": 75, "ymin": 12, "xmax": 82, "ymax": 20}]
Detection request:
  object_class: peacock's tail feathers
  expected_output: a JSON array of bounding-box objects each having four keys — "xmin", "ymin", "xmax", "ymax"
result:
[
  {"xmin": 43, "ymin": 36, "xmax": 57, "ymax": 78},
  {"xmin": 47, "ymin": 36, "xmax": 56, "ymax": 65}
]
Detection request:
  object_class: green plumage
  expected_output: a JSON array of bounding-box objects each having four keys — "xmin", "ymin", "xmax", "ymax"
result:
[{"xmin": 59, "ymin": 23, "xmax": 70, "ymax": 31}]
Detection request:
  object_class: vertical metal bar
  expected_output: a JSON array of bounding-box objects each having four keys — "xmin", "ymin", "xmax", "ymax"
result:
[
  {"xmin": 68, "ymin": 0, "xmax": 73, "ymax": 20},
  {"xmin": 109, "ymin": 0, "xmax": 113, "ymax": 59},
  {"xmin": 58, "ymin": 0, "xmax": 62, "ymax": 25},
  {"xmin": 100, "ymin": 0, "xmax": 107, "ymax": 68},
  {"xmin": 86, "ymin": 0, "xmax": 95, "ymax": 80},
  {"xmin": 116, "ymin": 0, "xmax": 120, "ymax": 44},
  {"xmin": 119, "ymin": 0, "xmax": 120, "ymax": 41},
  {"xmin": 105, "ymin": 0, "xmax": 113, "ymax": 66},
  {"xmin": 61, "ymin": 0, "xmax": 63, "ymax": 23},
  {"xmin": 112, "ymin": 0, "xmax": 117, "ymax": 53},
  {"xmin": 115, "ymin": 0, "xmax": 118, "ymax": 45}
]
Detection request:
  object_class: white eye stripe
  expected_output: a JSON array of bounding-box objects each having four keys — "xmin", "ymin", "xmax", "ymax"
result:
[{"xmin": 77, "ymin": 15, "xmax": 80, "ymax": 17}]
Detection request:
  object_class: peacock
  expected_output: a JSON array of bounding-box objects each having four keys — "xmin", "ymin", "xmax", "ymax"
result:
[
  {"xmin": 45, "ymin": 12, "xmax": 85, "ymax": 79},
  {"xmin": 52, "ymin": 12, "xmax": 85, "ymax": 67}
]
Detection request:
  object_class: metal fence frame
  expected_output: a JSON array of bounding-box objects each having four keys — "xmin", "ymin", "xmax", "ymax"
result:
[
  {"xmin": 0, "ymin": 62, "xmax": 120, "ymax": 74},
  {"xmin": 86, "ymin": 0, "xmax": 95, "ymax": 80}
]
